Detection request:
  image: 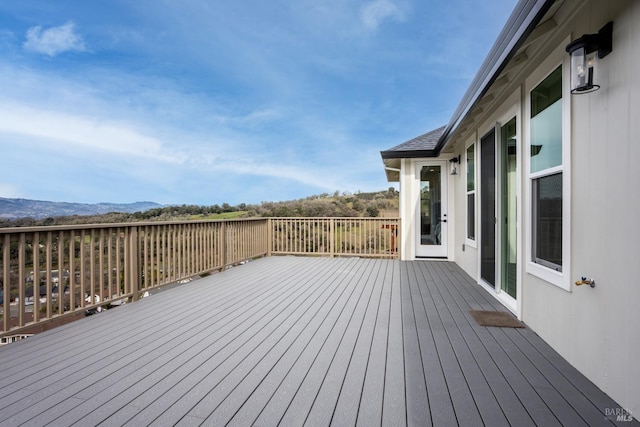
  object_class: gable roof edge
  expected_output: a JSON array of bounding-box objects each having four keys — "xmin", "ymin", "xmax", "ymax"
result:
[{"xmin": 434, "ymin": 0, "xmax": 556, "ymax": 154}]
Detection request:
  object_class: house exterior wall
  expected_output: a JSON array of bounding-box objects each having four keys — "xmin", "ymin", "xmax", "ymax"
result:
[
  {"xmin": 522, "ymin": 0, "xmax": 640, "ymax": 415},
  {"xmin": 452, "ymin": 136, "xmax": 478, "ymax": 278},
  {"xmin": 398, "ymin": 158, "xmax": 415, "ymax": 260},
  {"xmin": 443, "ymin": 0, "xmax": 640, "ymax": 415}
]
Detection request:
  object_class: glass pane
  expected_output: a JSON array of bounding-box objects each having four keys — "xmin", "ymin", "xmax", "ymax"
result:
[
  {"xmin": 531, "ymin": 100, "xmax": 562, "ymax": 172},
  {"xmin": 467, "ymin": 193, "xmax": 475, "ymax": 240},
  {"xmin": 480, "ymin": 129, "xmax": 496, "ymax": 287},
  {"xmin": 501, "ymin": 117, "xmax": 517, "ymax": 298},
  {"xmin": 420, "ymin": 166, "xmax": 441, "ymax": 246},
  {"xmin": 531, "ymin": 66, "xmax": 562, "ymax": 117},
  {"xmin": 530, "ymin": 66, "xmax": 562, "ymax": 173},
  {"xmin": 533, "ymin": 173, "xmax": 562, "ymax": 270},
  {"xmin": 466, "ymin": 144, "xmax": 475, "ymax": 192}
]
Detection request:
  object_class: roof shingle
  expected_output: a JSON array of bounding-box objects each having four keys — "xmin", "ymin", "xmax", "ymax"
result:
[{"xmin": 380, "ymin": 125, "xmax": 445, "ymax": 159}]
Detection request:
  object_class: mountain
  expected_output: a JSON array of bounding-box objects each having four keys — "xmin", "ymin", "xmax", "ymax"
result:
[{"xmin": 0, "ymin": 198, "xmax": 163, "ymax": 220}]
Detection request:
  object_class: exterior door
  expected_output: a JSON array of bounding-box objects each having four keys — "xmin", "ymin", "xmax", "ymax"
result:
[
  {"xmin": 500, "ymin": 117, "xmax": 518, "ymax": 301},
  {"xmin": 479, "ymin": 117, "xmax": 518, "ymax": 313},
  {"xmin": 480, "ymin": 129, "xmax": 496, "ymax": 287},
  {"xmin": 416, "ymin": 162, "xmax": 448, "ymax": 258}
]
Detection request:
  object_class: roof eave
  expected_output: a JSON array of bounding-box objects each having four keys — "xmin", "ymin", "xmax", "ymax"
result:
[
  {"xmin": 434, "ymin": 0, "xmax": 556, "ymax": 154},
  {"xmin": 380, "ymin": 149, "xmax": 439, "ymax": 160}
]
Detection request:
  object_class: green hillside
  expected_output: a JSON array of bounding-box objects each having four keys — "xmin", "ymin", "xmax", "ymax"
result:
[{"xmin": 0, "ymin": 189, "xmax": 399, "ymax": 228}]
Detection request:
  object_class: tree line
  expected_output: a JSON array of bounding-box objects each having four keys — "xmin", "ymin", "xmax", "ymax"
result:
[{"xmin": 0, "ymin": 188, "xmax": 399, "ymax": 228}]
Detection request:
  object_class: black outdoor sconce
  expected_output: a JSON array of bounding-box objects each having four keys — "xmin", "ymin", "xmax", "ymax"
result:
[
  {"xmin": 450, "ymin": 155, "xmax": 460, "ymax": 175},
  {"xmin": 565, "ymin": 22, "xmax": 613, "ymax": 94}
]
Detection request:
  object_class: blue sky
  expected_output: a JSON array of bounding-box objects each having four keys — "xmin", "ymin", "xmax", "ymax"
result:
[{"xmin": 0, "ymin": 0, "xmax": 517, "ymax": 206}]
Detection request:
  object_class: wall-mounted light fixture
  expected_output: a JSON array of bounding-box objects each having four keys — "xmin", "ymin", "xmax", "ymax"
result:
[
  {"xmin": 565, "ymin": 21, "xmax": 613, "ymax": 94},
  {"xmin": 450, "ymin": 155, "xmax": 460, "ymax": 175}
]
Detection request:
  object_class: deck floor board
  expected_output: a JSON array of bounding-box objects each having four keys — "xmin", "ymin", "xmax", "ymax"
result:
[
  {"xmin": 0, "ymin": 257, "xmax": 630, "ymax": 426},
  {"xmin": 355, "ymin": 258, "xmax": 392, "ymax": 427}
]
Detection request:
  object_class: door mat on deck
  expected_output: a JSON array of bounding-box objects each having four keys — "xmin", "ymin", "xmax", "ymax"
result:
[{"xmin": 470, "ymin": 310, "xmax": 524, "ymax": 328}]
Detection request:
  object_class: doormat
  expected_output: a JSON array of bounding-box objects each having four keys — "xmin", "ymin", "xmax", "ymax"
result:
[{"xmin": 470, "ymin": 310, "xmax": 524, "ymax": 328}]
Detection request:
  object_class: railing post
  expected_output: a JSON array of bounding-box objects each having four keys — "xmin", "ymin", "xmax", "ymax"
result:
[
  {"xmin": 330, "ymin": 218, "xmax": 335, "ymax": 258},
  {"xmin": 267, "ymin": 218, "xmax": 272, "ymax": 257},
  {"xmin": 397, "ymin": 219, "xmax": 402, "ymax": 260},
  {"xmin": 128, "ymin": 226, "xmax": 140, "ymax": 301},
  {"xmin": 220, "ymin": 221, "xmax": 227, "ymax": 270}
]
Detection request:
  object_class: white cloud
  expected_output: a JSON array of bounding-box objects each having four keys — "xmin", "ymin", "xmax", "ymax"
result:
[
  {"xmin": 0, "ymin": 100, "xmax": 337, "ymax": 192},
  {"xmin": 0, "ymin": 183, "xmax": 21, "ymax": 198},
  {"xmin": 219, "ymin": 160, "xmax": 342, "ymax": 191},
  {"xmin": 0, "ymin": 103, "xmax": 181, "ymax": 164},
  {"xmin": 23, "ymin": 21, "xmax": 86, "ymax": 57},
  {"xmin": 360, "ymin": 0, "xmax": 406, "ymax": 32}
]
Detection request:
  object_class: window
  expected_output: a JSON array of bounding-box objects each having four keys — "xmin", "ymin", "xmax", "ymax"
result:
[
  {"xmin": 530, "ymin": 66, "xmax": 563, "ymax": 271},
  {"xmin": 466, "ymin": 144, "xmax": 475, "ymax": 241},
  {"xmin": 533, "ymin": 173, "xmax": 562, "ymax": 269}
]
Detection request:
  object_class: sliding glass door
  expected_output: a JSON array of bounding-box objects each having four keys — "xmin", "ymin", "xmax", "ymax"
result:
[
  {"xmin": 480, "ymin": 118, "xmax": 518, "ymax": 304},
  {"xmin": 501, "ymin": 118, "xmax": 517, "ymax": 299},
  {"xmin": 480, "ymin": 129, "xmax": 496, "ymax": 287}
]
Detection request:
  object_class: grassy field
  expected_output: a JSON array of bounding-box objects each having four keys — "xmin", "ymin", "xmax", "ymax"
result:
[{"xmin": 190, "ymin": 211, "xmax": 250, "ymax": 220}]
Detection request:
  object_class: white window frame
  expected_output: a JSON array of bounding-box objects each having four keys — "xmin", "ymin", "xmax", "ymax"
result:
[
  {"xmin": 465, "ymin": 138, "xmax": 477, "ymax": 248},
  {"xmin": 524, "ymin": 39, "xmax": 572, "ymax": 291}
]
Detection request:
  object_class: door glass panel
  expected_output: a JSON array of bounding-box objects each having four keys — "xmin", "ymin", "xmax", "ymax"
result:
[
  {"xmin": 501, "ymin": 118, "xmax": 517, "ymax": 298},
  {"xmin": 420, "ymin": 165, "xmax": 442, "ymax": 246},
  {"xmin": 480, "ymin": 129, "xmax": 496, "ymax": 287}
]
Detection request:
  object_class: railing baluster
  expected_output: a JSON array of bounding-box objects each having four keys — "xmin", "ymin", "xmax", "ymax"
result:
[
  {"xmin": 99, "ymin": 229, "xmax": 105, "ymax": 304},
  {"xmin": 161, "ymin": 224, "xmax": 165, "ymax": 283},
  {"xmin": 107, "ymin": 229, "xmax": 113, "ymax": 301},
  {"xmin": 45, "ymin": 232, "xmax": 52, "ymax": 320},
  {"xmin": 45, "ymin": 231, "xmax": 52, "ymax": 321},
  {"xmin": 2, "ymin": 235, "xmax": 8, "ymax": 333},
  {"xmin": 90, "ymin": 230, "xmax": 96, "ymax": 306},
  {"xmin": 198, "ymin": 224, "xmax": 203, "ymax": 273},
  {"xmin": 18, "ymin": 233, "xmax": 25, "ymax": 327},
  {"xmin": 156, "ymin": 225, "xmax": 161, "ymax": 285},
  {"xmin": 32, "ymin": 232, "xmax": 40, "ymax": 323},
  {"xmin": 116, "ymin": 228, "xmax": 122, "ymax": 297},
  {"xmin": 152, "ymin": 226, "xmax": 157, "ymax": 285},
  {"xmin": 68, "ymin": 231, "xmax": 75, "ymax": 313},
  {"xmin": 144, "ymin": 225, "xmax": 150, "ymax": 289},
  {"xmin": 179, "ymin": 224, "xmax": 184, "ymax": 277},
  {"xmin": 167, "ymin": 225, "xmax": 172, "ymax": 282},
  {"xmin": 57, "ymin": 230, "xmax": 64, "ymax": 317},
  {"xmin": 79, "ymin": 230, "xmax": 86, "ymax": 309}
]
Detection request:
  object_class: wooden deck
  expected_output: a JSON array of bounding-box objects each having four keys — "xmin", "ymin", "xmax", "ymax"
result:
[{"xmin": 0, "ymin": 257, "xmax": 631, "ymax": 426}]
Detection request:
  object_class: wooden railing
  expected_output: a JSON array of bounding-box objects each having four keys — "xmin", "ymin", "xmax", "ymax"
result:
[
  {"xmin": 0, "ymin": 217, "xmax": 398, "ymax": 337},
  {"xmin": 0, "ymin": 219, "xmax": 269, "ymax": 336},
  {"xmin": 270, "ymin": 217, "xmax": 400, "ymax": 258}
]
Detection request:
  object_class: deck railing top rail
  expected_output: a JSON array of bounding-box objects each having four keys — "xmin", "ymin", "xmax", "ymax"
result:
[{"xmin": 0, "ymin": 217, "xmax": 269, "ymax": 234}]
